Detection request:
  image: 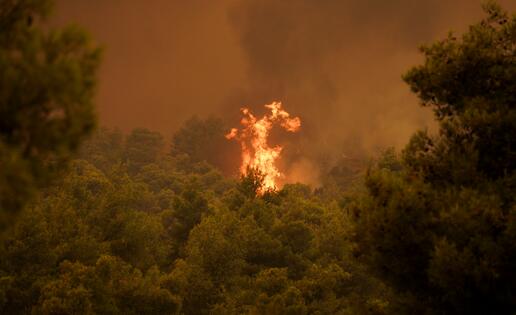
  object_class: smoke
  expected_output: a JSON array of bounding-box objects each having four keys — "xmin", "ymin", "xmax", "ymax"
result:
[
  {"xmin": 283, "ymin": 158, "xmax": 321, "ymax": 188},
  {"xmin": 225, "ymin": 0, "xmax": 516, "ymax": 180},
  {"xmin": 52, "ymin": 0, "xmax": 516, "ymax": 181}
]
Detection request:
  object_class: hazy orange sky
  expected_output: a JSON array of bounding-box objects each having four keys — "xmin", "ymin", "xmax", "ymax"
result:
[{"xmin": 53, "ymin": 0, "xmax": 516, "ymax": 157}]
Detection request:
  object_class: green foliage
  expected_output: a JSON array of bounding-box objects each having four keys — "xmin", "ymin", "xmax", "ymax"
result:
[
  {"xmin": 403, "ymin": 1, "xmax": 515, "ymax": 182},
  {"xmin": 33, "ymin": 256, "xmax": 180, "ymax": 315},
  {"xmin": 2, "ymin": 1, "xmax": 511, "ymax": 314},
  {"xmin": 0, "ymin": 0, "xmax": 101, "ymax": 232},
  {"xmin": 125, "ymin": 128, "xmax": 165, "ymax": 174},
  {"xmin": 353, "ymin": 3, "xmax": 516, "ymax": 314},
  {"xmin": 170, "ymin": 180, "xmax": 393, "ymax": 314},
  {"xmin": 0, "ymin": 125, "xmax": 394, "ymax": 314}
]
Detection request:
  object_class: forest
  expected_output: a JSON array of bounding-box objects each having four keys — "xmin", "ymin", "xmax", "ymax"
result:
[{"xmin": 0, "ymin": 0, "xmax": 515, "ymax": 314}]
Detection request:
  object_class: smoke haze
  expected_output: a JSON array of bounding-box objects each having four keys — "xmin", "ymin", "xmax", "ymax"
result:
[{"xmin": 53, "ymin": 0, "xmax": 516, "ymax": 178}]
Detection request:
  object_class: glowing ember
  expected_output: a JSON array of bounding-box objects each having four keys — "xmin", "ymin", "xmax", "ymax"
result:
[{"xmin": 226, "ymin": 101, "xmax": 301, "ymax": 193}]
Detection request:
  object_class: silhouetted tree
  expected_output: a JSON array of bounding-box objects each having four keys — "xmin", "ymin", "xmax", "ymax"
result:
[
  {"xmin": 353, "ymin": 2, "xmax": 516, "ymax": 314},
  {"xmin": 0, "ymin": 0, "xmax": 101, "ymax": 232}
]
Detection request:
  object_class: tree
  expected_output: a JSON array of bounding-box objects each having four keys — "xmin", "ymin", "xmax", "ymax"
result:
[
  {"xmin": 353, "ymin": 2, "xmax": 515, "ymax": 314},
  {"xmin": 0, "ymin": 0, "xmax": 101, "ymax": 232},
  {"xmin": 124, "ymin": 128, "xmax": 164, "ymax": 174}
]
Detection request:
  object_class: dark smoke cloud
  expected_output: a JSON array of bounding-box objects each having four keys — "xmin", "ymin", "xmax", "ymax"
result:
[
  {"xmin": 227, "ymin": 0, "xmax": 514, "ymax": 153},
  {"xmin": 224, "ymin": 0, "xmax": 515, "ymax": 182},
  {"xmin": 53, "ymin": 0, "xmax": 516, "ymax": 181}
]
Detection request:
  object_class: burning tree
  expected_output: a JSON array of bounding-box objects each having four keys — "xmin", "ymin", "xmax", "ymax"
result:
[{"xmin": 226, "ymin": 101, "xmax": 301, "ymax": 194}]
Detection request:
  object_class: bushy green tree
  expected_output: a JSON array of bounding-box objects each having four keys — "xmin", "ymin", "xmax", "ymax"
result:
[
  {"xmin": 165, "ymin": 172, "xmax": 394, "ymax": 314},
  {"xmin": 353, "ymin": 3, "xmax": 516, "ymax": 314},
  {"xmin": 0, "ymin": 0, "xmax": 101, "ymax": 232}
]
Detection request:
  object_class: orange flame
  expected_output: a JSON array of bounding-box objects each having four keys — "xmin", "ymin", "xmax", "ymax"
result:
[{"xmin": 226, "ymin": 101, "xmax": 301, "ymax": 193}]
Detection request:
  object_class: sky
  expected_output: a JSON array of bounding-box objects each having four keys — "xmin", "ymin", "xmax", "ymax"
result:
[{"xmin": 52, "ymin": 0, "xmax": 515, "ymax": 179}]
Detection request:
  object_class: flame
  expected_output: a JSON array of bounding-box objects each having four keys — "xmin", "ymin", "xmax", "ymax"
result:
[{"xmin": 226, "ymin": 101, "xmax": 301, "ymax": 193}]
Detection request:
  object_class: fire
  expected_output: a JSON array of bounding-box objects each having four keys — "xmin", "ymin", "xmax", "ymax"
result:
[{"xmin": 226, "ymin": 101, "xmax": 301, "ymax": 193}]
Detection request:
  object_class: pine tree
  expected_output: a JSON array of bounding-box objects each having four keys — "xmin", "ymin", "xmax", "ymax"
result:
[
  {"xmin": 0, "ymin": 0, "xmax": 101, "ymax": 232},
  {"xmin": 353, "ymin": 2, "xmax": 516, "ymax": 314}
]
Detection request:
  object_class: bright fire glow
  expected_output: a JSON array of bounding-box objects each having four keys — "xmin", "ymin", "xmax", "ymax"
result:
[{"xmin": 226, "ymin": 101, "xmax": 301, "ymax": 193}]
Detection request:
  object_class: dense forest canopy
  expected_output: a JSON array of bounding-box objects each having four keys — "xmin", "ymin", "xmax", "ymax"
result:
[{"xmin": 0, "ymin": 0, "xmax": 515, "ymax": 314}]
